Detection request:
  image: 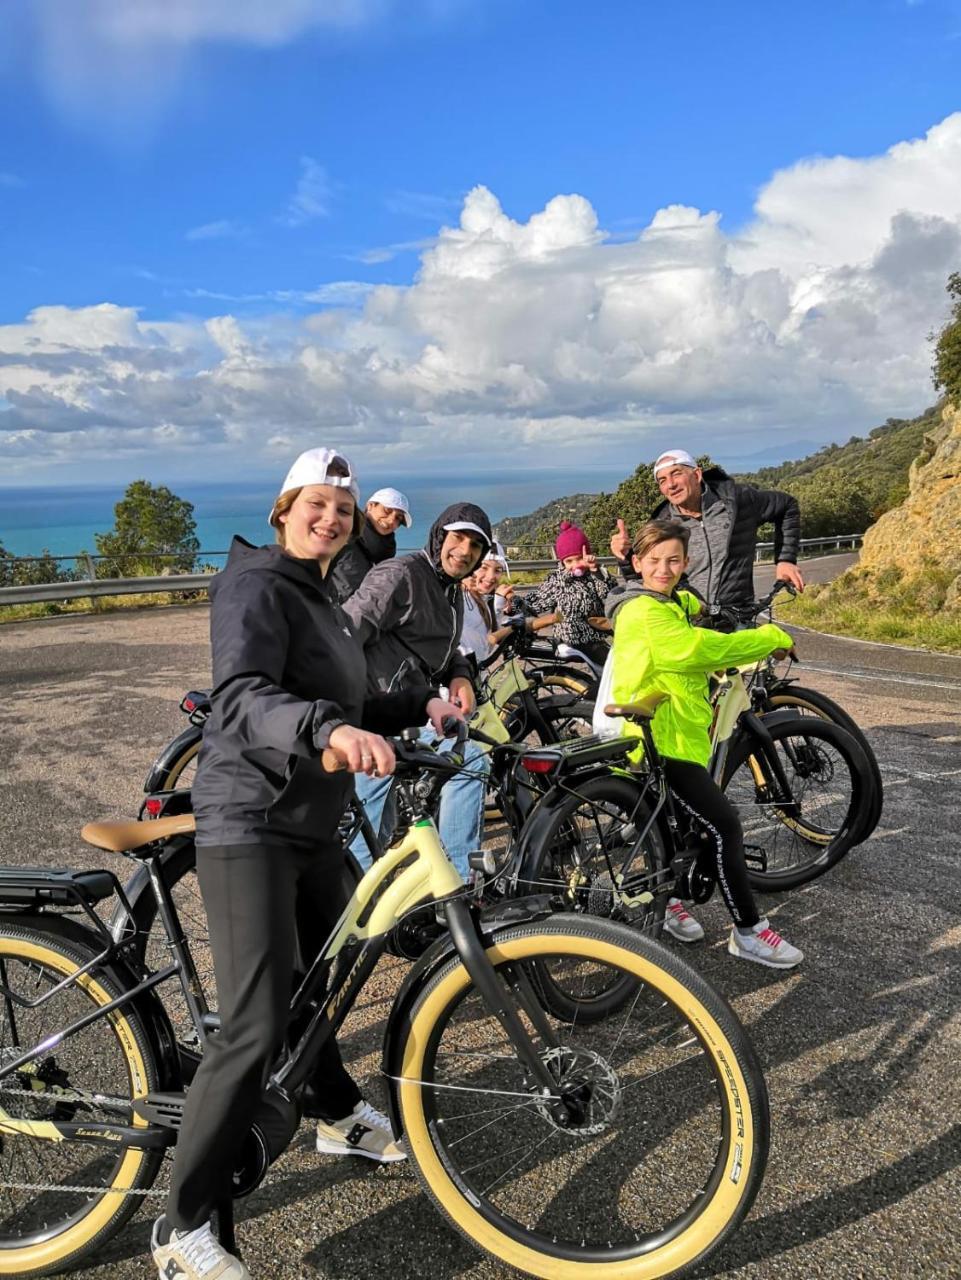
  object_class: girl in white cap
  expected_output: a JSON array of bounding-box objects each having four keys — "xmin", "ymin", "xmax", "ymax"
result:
[{"xmin": 151, "ymin": 448, "xmax": 460, "ymax": 1280}]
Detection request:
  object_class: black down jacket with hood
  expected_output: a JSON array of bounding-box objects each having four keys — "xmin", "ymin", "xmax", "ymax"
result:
[
  {"xmin": 326, "ymin": 515, "xmax": 397, "ymax": 604},
  {"xmin": 191, "ymin": 538, "xmax": 435, "ymax": 849},
  {"xmin": 342, "ymin": 502, "xmax": 492, "ymax": 695}
]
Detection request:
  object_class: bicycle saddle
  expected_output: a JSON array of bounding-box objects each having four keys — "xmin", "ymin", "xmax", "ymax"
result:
[
  {"xmin": 81, "ymin": 813, "xmax": 196, "ymax": 854},
  {"xmin": 604, "ymin": 694, "xmax": 668, "ymax": 722}
]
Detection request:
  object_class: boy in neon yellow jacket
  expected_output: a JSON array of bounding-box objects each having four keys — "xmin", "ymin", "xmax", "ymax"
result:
[{"xmin": 606, "ymin": 519, "xmax": 803, "ymax": 968}]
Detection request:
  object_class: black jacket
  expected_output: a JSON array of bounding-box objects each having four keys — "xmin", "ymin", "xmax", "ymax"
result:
[
  {"xmin": 327, "ymin": 517, "xmax": 396, "ymax": 604},
  {"xmin": 620, "ymin": 467, "xmax": 801, "ymax": 606},
  {"xmin": 191, "ymin": 538, "xmax": 433, "ymax": 849},
  {"xmin": 342, "ymin": 502, "xmax": 491, "ymax": 694}
]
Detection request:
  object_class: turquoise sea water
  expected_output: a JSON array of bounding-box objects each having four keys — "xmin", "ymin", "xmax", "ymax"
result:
[{"xmin": 0, "ymin": 469, "xmax": 625, "ymax": 561}]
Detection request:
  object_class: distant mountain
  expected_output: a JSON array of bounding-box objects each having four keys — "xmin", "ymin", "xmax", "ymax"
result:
[{"xmin": 493, "ymin": 493, "xmax": 599, "ymax": 550}]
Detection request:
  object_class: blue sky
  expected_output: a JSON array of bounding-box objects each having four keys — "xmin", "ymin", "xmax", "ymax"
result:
[{"xmin": 2, "ymin": 0, "xmax": 961, "ymax": 487}]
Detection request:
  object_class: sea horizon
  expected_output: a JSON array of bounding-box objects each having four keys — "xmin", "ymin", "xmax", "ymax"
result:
[{"xmin": 0, "ymin": 469, "xmax": 628, "ymax": 559}]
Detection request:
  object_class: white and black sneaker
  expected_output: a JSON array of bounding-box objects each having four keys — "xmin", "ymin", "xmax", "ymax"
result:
[
  {"xmin": 315, "ymin": 1099, "xmax": 406, "ymax": 1163},
  {"xmin": 151, "ymin": 1216, "xmax": 250, "ymax": 1279}
]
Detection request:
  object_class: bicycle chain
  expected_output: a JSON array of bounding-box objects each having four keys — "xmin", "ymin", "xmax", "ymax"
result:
[{"xmin": 0, "ymin": 1181, "xmax": 166, "ymax": 1198}]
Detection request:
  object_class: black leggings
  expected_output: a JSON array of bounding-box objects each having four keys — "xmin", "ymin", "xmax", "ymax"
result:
[
  {"xmin": 663, "ymin": 758, "xmax": 760, "ymax": 930},
  {"xmin": 165, "ymin": 842, "xmax": 362, "ymax": 1231}
]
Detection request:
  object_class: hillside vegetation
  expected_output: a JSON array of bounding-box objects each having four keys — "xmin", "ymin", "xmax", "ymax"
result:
[
  {"xmin": 495, "ymin": 403, "xmax": 941, "ymax": 556},
  {"xmin": 493, "ymin": 493, "xmax": 599, "ymax": 549}
]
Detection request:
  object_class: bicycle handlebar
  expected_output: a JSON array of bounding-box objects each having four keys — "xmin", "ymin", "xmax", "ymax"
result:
[{"xmin": 320, "ymin": 715, "xmax": 471, "ymax": 778}]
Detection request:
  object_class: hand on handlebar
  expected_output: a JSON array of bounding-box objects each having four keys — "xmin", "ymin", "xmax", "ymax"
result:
[
  {"xmin": 771, "ymin": 646, "xmax": 799, "ymax": 663},
  {"xmin": 325, "ymin": 725, "xmax": 396, "ymax": 777},
  {"xmin": 426, "ymin": 696, "xmax": 466, "ymax": 736},
  {"xmin": 774, "ymin": 562, "xmax": 804, "ymax": 593},
  {"xmin": 447, "ymin": 676, "xmax": 475, "ymax": 717}
]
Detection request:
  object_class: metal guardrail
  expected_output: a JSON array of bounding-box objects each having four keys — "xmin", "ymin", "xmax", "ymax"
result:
[{"xmin": 0, "ymin": 533, "xmax": 865, "ymax": 609}]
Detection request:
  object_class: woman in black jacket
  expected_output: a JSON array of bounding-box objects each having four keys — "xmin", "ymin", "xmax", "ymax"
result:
[{"xmin": 151, "ymin": 448, "xmax": 459, "ymax": 1280}]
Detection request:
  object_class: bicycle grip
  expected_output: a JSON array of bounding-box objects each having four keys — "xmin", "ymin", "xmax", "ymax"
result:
[{"xmin": 321, "ymin": 748, "xmax": 348, "ymax": 772}]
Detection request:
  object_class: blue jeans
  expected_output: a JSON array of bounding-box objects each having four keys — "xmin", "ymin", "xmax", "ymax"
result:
[{"xmin": 350, "ymin": 730, "xmax": 489, "ymax": 882}]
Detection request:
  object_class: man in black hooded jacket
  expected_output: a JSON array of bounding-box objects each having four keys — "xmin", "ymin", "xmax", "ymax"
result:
[{"xmin": 342, "ymin": 502, "xmax": 493, "ymax": 871}]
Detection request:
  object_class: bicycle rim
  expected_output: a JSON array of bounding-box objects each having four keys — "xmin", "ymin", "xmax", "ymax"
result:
[
  {"xmin": 0, "ymin": 927, "xmax": 160, "ymax": 1277},
  {"xmin": 724, "ymin": 721, "xmax": 864, "ymax": 889},
  {"xmin": 397, "ymin": 917, "xmax": 767, "ymax": 1279},
  {"xmin": 766, "ymin": 687, "xmax": 882, "ymax": 836}
]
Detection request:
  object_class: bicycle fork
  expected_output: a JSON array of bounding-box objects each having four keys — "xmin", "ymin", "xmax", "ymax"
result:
[{"xmin": 442, "ymin": 900, "xmax": 571, "ymax": 1116}]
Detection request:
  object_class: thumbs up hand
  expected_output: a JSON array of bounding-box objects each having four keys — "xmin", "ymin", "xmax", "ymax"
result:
[{"xmin": 610, "ymin": 518, "xmax": 632, "ymax": 561}]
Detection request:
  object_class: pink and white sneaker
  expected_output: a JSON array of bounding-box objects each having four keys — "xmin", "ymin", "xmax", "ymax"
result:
[
  {"xmin": 663, "ymin": 898, "xmax": 705, "ymax": 943},
  {"xmin": 729, "ymin": 922, "xmax": 803, "ymax": 969}
]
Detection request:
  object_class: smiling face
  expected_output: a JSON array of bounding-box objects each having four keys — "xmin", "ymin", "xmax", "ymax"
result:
[
  {"xmin": 471, "ymin": 560, "xmax": 504, "ymax": 593},
  {"xmin": 656, "ymin": 464, "xmax": 703, "ymax": 512},
  {"xmin": 278, "ymin": 483, "xmax": 355, "ymax": 569},
  {"xmin": 632, "ymin": 537, "xmax": 689, "ymax": 595},
  {"xmin": 367, "ymin": 500, "xmax": 406, "ymax": 536},
  {"xmin": 440, "ymin": 530, "xmax": 486, "ymax": 580}
]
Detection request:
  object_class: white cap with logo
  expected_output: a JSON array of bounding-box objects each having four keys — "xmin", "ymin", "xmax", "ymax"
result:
[
  {"xmin": 653, "ymin": 449, "xmax": 699, "ymax": 478},
  {"xmin": 367, "ymin": 486, "xmax": 413, "ymax": 528},
  {"xmin": 268, "ymin": 448, "xmax": 360, "ymax": 526}
]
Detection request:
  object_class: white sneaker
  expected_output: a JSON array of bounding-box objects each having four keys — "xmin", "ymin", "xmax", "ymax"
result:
[
  {"xmin": 663, "ymin": 897, "xmax": 705, "ymax": 943},
  {"xmin": 316, "ymin": 1099, "xmax": 406, "ymax": 1163},
  {"xmin": 729, "ymin": 923, "xmax": 803, "ymax": 969},
  {"xmin": 151, "ymin": 1217, "xmax": 250, "ymax": 1279}
]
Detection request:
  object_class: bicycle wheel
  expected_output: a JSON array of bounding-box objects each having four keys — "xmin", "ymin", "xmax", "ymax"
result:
[
  {"xmin": 765, "ymin": 684, "xmax": 883, "ymax": 837},
  {"xmin": 516, "ymin": 775, "xmax": 668, "ymax": 1020},
  {"xmin": 396, "ymin": 915, "xmax": 768, "ymax": 1280},
  {"xmin": 0, "ymin": 924, "xmax": 162, "ymax": 1277},
  {"xmin": 721, "ymin": 717, "xmax": 872, "ymax": 891}
]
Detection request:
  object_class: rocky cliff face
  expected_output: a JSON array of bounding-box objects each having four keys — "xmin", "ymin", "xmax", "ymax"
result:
[{"xmin": 860, "ymin": 401, "xmax": 961, "ymax": 600}]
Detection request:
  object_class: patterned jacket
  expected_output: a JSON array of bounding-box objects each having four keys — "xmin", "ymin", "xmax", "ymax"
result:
[{"xmin": 521, "ymin": 568, "xmax": 612, "ymax": 649}]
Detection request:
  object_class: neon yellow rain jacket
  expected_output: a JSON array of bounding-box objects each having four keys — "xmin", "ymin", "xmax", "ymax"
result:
[{"xmin": 609, "ymin": 588, "xmax": 793, "ymax": 767}]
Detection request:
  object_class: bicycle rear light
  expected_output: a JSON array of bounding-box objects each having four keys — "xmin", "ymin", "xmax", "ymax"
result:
[
  {"xmin": 143, "ymin": 798, "xmax": 163, "ymax": 817},
  {"xmin": 520, "ymin": 752, "xmax": 561, "ymax": 774}
]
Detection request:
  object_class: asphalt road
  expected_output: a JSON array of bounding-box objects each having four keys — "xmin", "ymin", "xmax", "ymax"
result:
[{"xmin": 0, "ymin": 581, "xmax": 959, "ymax": 1280}]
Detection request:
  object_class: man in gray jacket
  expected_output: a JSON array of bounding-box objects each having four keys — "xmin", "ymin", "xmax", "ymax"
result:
[
  {"xmin": 342, "ymin": 501, "xmax": 493, "ymax": 873},
  {"xmin": 611, "ymin": 449, "xmax": 805, "ymax": 612}
]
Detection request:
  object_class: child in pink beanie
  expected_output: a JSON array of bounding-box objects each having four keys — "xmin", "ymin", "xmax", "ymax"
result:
[{"xmin": 520, "ymin": 521, "xmax": 612, "ymax": 664}]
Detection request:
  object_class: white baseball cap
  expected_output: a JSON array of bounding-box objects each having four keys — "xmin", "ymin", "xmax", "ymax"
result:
[
  {"xmin": 653, "ymin": 449, "xmax": 699, "ymax": 478},
  {"xmin": 268, "ymin": 448, "xmax": 360, "ymax": 526},
  {"xmin": 367, "ymin": 486, "xmax": 413, "ymax": 528},
  {"xmin": 483, "ymin": 540, "xmax": 510, "ymax": 575}
]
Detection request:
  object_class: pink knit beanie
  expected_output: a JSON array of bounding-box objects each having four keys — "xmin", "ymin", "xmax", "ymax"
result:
[{"xmin": 555, "ymin": 521, "xmax": 591, "ymax": 561}]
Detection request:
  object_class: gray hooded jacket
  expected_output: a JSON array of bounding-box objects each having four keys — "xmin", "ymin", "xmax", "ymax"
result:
[{"xmin": 342, "ymin": 502, "xmax": 492, "ymax": 694}]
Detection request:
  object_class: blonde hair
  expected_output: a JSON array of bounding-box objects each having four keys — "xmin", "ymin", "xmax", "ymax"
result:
[
  {"xmin": 270, "ymin": 486, "xmax": 364, "ymax": 546},
  {"xmin": 631, "ymin": 519, "xmax": 691, "ymax": 561}
]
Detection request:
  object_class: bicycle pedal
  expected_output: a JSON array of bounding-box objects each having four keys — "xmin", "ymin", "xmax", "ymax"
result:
[
  {"xmin": 133, "ymin": 1091, "xmax": 186, "ymax": 1129},
  {"xmin": 744, "ymin": 846, "xmax": 768, "ymax": 871}
]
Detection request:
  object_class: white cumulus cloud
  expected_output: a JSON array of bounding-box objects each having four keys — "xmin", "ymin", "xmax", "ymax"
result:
[{"xmin": 3, "ymin": 114, "xmax": 961, "ymax": 479}]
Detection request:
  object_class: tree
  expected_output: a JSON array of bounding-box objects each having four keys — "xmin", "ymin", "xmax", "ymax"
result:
[
  {"xmin": 932, "ymin": 271, "xmax": 961, "ymax": 407},
  {"xmin": 0, "ymin": 542, "xmax": 73, "ymax": 588},
  {"xmin": 782, "ymin": 468, "xmax": 874, "ymax": 539},
  {"xmin": 95, "ymin": 480, "xmax": 199, "ymax": 578}
]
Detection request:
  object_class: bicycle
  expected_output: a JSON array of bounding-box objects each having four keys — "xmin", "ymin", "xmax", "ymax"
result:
[
  {"xmin": 707, "ymin": 582, "xmax": 884, "ymax": 841},
  {"xmin": 516, "ymin": 668, "xmax": 875, "ymax": 927},
  {"xmin": 0, "ymin": 723, "xmax": 769, "ymax": 1279}
]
